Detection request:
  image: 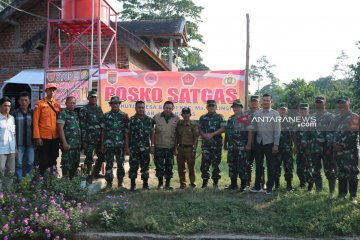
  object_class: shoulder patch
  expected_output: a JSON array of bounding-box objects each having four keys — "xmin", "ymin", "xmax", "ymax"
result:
[{"xmin": 351, "ymin": 115, "xmax": 359, "ymax": 130}]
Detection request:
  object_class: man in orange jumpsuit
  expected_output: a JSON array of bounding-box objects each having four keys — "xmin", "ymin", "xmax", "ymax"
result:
[{"xmin": 33, "ymin": 83, "xmax": 61, "ymax": 175}]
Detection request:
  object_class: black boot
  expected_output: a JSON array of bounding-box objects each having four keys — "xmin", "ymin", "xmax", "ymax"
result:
[
  {"xmin": 349, "ymin": 179, "xmax": 358, "ymax": 204},
  {"xmin": 239, "ymin": 179, "xmax": 247, "ymax": 193},
  {"xmin": 213, "ymin": 179, "xmax": 219, "ymax": 189},
  {"xmin": 307, "ymin": 182, "xmax": 313, "ymax": 192},
  {"xmin": 106, "ymin": 181, "xmax": 112, "ymax": 190},
  {"xmin": 338, "ymin": 178, "xmax": 347, "ymax": 199},
  {"xmin": 85, "ymin": 163, "xmax": 92, "ymax": 175},
  {"xmin": 157, "ymin": 177, "xmax": 163, "ymax": 189},
  {"xmin": 143, "ymin": 179, "xmax": 150, "ymax": 190},
  {"xmin": 130, "ymin": 179, "xmax": 136, "ymax": 192},
  {"xmin": 164, "ymin": 178, "xmax": 173, "ymax": 190},
  {"xmin": 201, "ymin": 179, "xmax": 208, "ymax": 189},
  {"xmin": 118, "ymin": 178, "xmax": 124, "ymax": 189},
  {"xmin": 274, "ymin": 178, "xmax": 280, "ymax": 190},
  {"xmin": 328, "ymin": 179, "xmax": 336, "ymax": 194},
  {"xmin": 93, "ymin": 162, "xmax": 105, "ymax": 179},
  {"xmin": 315, "ymin": 177, "xmax": 323, "ymax": 192},
  {"xmin": 286, "ymin": 180, "xmax": 293, "ymax": 192},
  {"xmin": 225, "ymin": 177, "xmax": 238, "ymax": 190}
]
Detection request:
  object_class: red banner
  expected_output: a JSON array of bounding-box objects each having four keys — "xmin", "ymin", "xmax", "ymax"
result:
[
  {"xmin": 46, "ymin": 69, "xmax": 90, "ymax": 106},
  {"xmin": 99, "ymin": 69, "xmax": 245, "ymax": 119}
]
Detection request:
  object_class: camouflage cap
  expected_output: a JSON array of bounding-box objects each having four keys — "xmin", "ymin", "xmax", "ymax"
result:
[
  {"xmin": 88, "ymin": 90, "xmax": 98, "ymax": 98},
  {"xmin": 181, "ymin": 107, "xmax": 191, "ymax": 113},
  {"xmin": 109, "ymin": 96, "xmax": 121, "ymax": 104},
  {"xmin": 315, "ymin": 96, "xmax": 325, "ymax": 102},
  {"xmin": 206, "ymin": 100, "xmax": 217, "ymax": 106},
  {"xmin": 299, "ymin": 103, "xmax": 309, "ymax": 109},
  {"xmin": 337, "ymin": 95, "xmax": 349, "ymax": 103},
  {"xmin": 279, "ymin": 102, "xmax": 288, "ymax": 109},
  {"xmin": 231, "ymin": 99, "xmax": 243, "ymax": 108},
  {"xmin": 250, "ymin": 95, "xmax": 260, "ymax": 101}
]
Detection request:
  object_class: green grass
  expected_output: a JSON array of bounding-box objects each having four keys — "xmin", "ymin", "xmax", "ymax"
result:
[{"xmin": 88, "ymin": 148, "xmax": 360, "ymax": 237}]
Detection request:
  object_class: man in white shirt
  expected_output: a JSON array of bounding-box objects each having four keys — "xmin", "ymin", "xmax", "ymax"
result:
[
  {"xmin": 250, "ymin": 93, "xmax": 281, "ymax": 194},
  {"xmin": 0, "ymin": 97, "xmax": 16, "ymax": 189}
]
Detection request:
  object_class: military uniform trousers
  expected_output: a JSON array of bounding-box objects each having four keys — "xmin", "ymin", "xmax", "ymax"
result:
[
  {"xmin": 296, "ymin": 153, "xmax": 306, "ymax": 186},
  {"xmin": 105, "ymin": 147, "xmax": 125, "ymax": 184},
  {"xmin": 61, "ymin": 148, "xmax": 80, "ymax": 178},
  {"xmin": 335, "ymin": 150, "xmax": 359, "ymax": 198},
  {"xmin": 246, "ymin": 149, "xmax": 255, "ymax": 182},
  {"xmin": 129, "ymin": 149, "xmax": 150, "ymax": 180},
  {"xmin": 227, "ymin": 144, "xmax": 248, "ymax": 180},
  {"xmin": 274, "ymin": 146, "xmax": 293, "ymax": 182},
  {"xmin": 297, "ymin": 152, "xmax": 315, "ymax": 185},
  {"xmin": 84, "ymin": 141, "xmax": 104, "ymax": 173},
  {"xmin": 154, "ymin": 147, "xmax": 174, "ymax": 179},
  {"xmin": 176, "ymin": 145, "xmax": 196, "ymax": 186},
  {"xmin": 247, "ymin": 149, "xmax": 265, "ymax": 186},
  {"xmin": 200, "ymin": 140, "xmax": 222, "ymax": 181},
  {"xmin": 335, "ymin": 150, "xmax": 359, "ymax": 180},
  {"xmin": 309, "ymin": 152, "xmax": 324, "ymax": 184},
  {"xmin": 312, "ymin": 143, "xmax": 336, "ymax": 180}
]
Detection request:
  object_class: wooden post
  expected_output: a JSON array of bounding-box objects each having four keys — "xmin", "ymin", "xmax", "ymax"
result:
[
  {"xmin": 245, "ymin": 13, "xmax": 250, "ymax": 111},
  {"xmin": 168, "ymin": 38, "xmax": 173, "ymax": 71}
]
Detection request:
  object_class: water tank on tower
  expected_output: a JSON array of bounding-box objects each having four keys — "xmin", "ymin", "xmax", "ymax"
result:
[{"xmin": 62, "ymin": 0, "xmax": 109, "ymax": 26}]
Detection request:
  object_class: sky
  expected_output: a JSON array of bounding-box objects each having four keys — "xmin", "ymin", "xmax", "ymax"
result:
[
  {"xmin": 109, "ymin": 0, "xmax": 360, "ymax": 94},
  {"xmin": 193, "ymin": 0, "xmax": 360, "ymax": 93}
]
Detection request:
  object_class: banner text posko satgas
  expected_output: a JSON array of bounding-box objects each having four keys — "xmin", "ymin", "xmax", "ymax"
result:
[{"xmin": 100, "ymin": 69, "xmax": 245, "ymax": 119}]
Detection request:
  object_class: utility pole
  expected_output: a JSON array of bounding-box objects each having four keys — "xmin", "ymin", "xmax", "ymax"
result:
[{"xmin": 245, "ymin": 13, "xmax": 250, "ymax": 111}]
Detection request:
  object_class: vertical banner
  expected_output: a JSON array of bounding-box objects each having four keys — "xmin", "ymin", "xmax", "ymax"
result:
[
  {"xmin": 46, "ymin": 69, "xmax": 90, "ymax": 106},
  {"xmin": 99, "ymin": 69, "xmax": 245, "ymax": 119}
]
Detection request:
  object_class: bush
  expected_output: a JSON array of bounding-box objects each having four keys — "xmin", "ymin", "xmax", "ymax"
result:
[
  {"xmin": 87, "ymin": 194, "xmax": 129, "ymax": 229},
  {"xmin": 0, "ymin": 168, "xmax": 92, "ymax": 239}
]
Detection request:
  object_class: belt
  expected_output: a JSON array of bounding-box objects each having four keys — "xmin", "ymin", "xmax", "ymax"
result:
[{"xmin": 179, "ymin": 144, "xmax": 193, "ymax": 148}]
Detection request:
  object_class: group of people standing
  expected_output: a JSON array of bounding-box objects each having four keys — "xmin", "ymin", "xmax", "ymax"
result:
[{"xmin": 0, "ymin": 84, "xmax": 358, "ymax": 205}]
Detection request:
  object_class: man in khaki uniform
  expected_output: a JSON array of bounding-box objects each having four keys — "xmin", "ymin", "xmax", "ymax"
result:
[
  {"xmin": 153, "ymin": 101, "xmax": 180, "ymax": 189},
  {"xmin": 175, "ymin": 107, "xmax": 199, "ymax": 189}
]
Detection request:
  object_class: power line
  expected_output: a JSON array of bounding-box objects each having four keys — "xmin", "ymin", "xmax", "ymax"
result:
[{"xmin": 0, "ymin": 0, "xmax": 46, "ymax": 20}]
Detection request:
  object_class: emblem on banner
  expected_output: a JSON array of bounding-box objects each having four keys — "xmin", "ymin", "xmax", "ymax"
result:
[
  {"xmin": 181, "ymin": 73, "xmax": 196, "ymax": 86},
  {"xmin": 144, "ymin": 72, "xmax": 158, "ymax": 86},
  {"xmin": 46, "ymin": 72, "xmax": 56, "ymax": 82},
  {"xmin": 80, "ymin": 69, "xmax": 89, "ymax": 80},
  {"xmin": 107, "ymin": 71, "xmax": 117, "ymax": 85},
  {"xmin": 223, "ymin": 74, "xmax": 236, "ymax": 86}
]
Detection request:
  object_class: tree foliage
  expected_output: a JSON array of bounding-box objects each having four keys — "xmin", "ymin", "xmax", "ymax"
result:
[
  {"xmin": 350, "ymin": 42, "xmax": 360, "ymax": 112},
  {"xmin": 279, "ymin": 79, "xmax": 319, "ymax": 111},
  {"xmin": 249, "ymin": 56, "xmax": 279, "ymax": 93},
  {"xmin": 333, "ymin": 50, "xmax": 352, "ymax": 80},
  {"xmin": 0, "ymin": 0, "xmax": 12, "ymax": 11},
  {"xmin": 118, "ymin": 0, "xmax": 209, "ymax": 70}
]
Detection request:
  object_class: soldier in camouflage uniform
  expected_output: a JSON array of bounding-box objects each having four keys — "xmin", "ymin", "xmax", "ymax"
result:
[
  {"xmin": 125, "ymin": 101, "xmax": 155, "ymax": 191},
  {"xmin": 153, "ymin": 101, "xmax": 179, "ymax": 190},
  {"xmin": 294, "ymin": 103, "xmax": 316, "ymax": 191},
  {"xmin": 224, "ymin": 99, "xmax": 253, "ymax": 192},
  {"xmin": 57, "ymin": 96, "xmax": 81, "ymax": 179},
  {"xmin": 101, "ymin": 96, "xmax": 129, "ymax": 189},
  {"xmin": 79, "ymin": 90, "xmax": 105, "ymax": 179},
  {"xmin": 330, "ymin": 96, "xmax": 359, "ymax": 204},
  {"xmin": 274, "ymin": 103, "xmax": 294, "ymax": 191},
  {"xmin": 199, "ymin": 100, "xmax": 226, "ymax": 188},
  {"xmin": 246, "ymin": 95, "xmax": 264, "ymax": 188},
  {"xmin": 311, "ymin": 96, "xmax": 335, "ymax": 193}
]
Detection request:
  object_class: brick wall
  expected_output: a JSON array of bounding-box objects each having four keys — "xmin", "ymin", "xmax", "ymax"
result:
[{"xmin": 0, "ymin": 0, "xmax": 163, "ymax": 85}]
